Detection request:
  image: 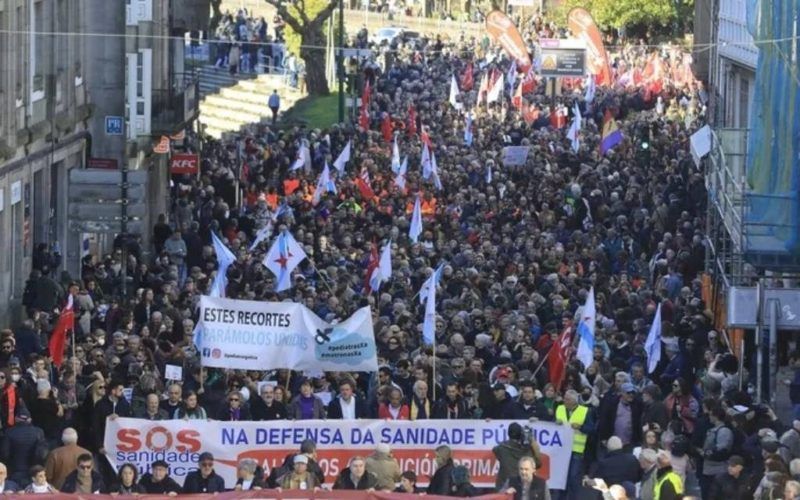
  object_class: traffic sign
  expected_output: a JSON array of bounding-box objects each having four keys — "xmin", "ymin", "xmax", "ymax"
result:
[{"xmin": 105, "ymin": 116, "xmax": 124, "ymax": 135}]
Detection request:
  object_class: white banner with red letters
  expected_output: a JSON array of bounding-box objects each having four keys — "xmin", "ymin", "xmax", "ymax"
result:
[{"xmin": 104, "ymin": 418, "xmax": 573, "ymax": 489}]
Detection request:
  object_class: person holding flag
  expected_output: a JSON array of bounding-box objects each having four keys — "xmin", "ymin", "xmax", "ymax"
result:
[
  {"xmin": 263, "ymin": 229, "xmax": 307, "ymax": 292},
  {"xmin": 576, "ymin": 287, "xmax": 596, "ymax": 370}
]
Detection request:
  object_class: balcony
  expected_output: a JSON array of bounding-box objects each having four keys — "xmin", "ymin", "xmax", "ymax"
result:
[{"xmin": 151, "ymin": 75, "xmax": 200, "ymax": 135}]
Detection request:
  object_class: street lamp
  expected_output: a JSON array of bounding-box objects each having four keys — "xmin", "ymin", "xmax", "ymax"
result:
[{"xmin": 338, "ymin": 0, "xmax": 345, "ymax": 123}]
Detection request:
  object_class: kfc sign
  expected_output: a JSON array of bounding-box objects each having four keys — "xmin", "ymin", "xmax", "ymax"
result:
[{"xmin": 170, "ymin": 154, "xmax": 199, "ymax": 175}]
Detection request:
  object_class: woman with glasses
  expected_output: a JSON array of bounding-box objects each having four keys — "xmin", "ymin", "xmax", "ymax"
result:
[
  {"xmin": 216, "ymin": 390, "xmax": 251, "ymax": 421},
  {"xmin": 664, "ymin": 377, "xmax": 699, "ymax": 435},
  {"xmin": 109, "ymin": 463, "xmax": 145, "ymax": 495},
  {"xmin": 174, "ymin": 390, "xmax": 207, "ymax": 420}
]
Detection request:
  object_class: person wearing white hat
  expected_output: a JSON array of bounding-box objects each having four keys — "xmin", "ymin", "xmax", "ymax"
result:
[
  {"xmin": 365, "ymin": 443, "xmax": 401, "ymax": 490},
  {"xmin": 278, "ymin": 454, "xmax": 320, "ymax": 491}
]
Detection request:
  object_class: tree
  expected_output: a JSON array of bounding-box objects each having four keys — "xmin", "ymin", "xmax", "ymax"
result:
[
  {"xmin": 265, "ymin": 0, "xmax": 338, "ymax": 95},
  {"xmin": 557, "ymin": 0, "xmax": 691, "ymax": 33}
]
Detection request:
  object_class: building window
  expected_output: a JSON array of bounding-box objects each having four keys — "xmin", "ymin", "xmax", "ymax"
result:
[
  {"xmin": 738, "ymin": 76, "xmax": 750, "ymax": 129},
  {"xmin": 31, "ymin": 0, "xmax": 45, "ymax": 96}
]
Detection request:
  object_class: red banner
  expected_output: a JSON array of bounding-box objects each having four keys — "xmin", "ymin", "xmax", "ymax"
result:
[
  {"xmin": 485, "ymin": 11, "xmax": 531, "ymax": 73},
  {"xmin": 1, "ymin": 492, "xmax": 510, "ymax": 500},
  {"xmin": 567, "ymin": 8, "xmax": 612, "ymax": 86},
  {"xmin": 170, "ymin": 154, "xmax": 199, "ymax": 175}
]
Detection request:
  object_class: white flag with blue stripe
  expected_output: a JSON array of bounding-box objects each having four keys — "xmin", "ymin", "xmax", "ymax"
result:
[
  {"xmin": 421, "ymin": 273, "xmax": 437, "ymax": 346},
  {"xmin": 409, "ymin": 195, "xmax": 423, "ymax": 243},
  {"xmin": 210, "ymin": 232, "xmax": 236, "ymax": 297},
  {"xmin": 576, "ymin": 286, "xmax": 596, "ymax": 369},
  {"xmin": 645, "ymin": 303, "xmax": 662, "ymax": 374}
]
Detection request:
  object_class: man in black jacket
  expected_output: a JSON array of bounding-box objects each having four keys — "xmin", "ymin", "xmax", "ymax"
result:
[
  {"xmin": 588, "ymin": 436, "xmax": 641, "ymax": 486},
  {"xmin": 512, "ymin": 382, "xmax": 550, "ymax": 420},
  {"xmin": 708, "ymin": 455, "xmax": 752, "ymax": 499},
  {"xmin": 597, "ymin": 382, "xmax": 642, "ymax": 450},
  {"xmin": 332, "ymin": 456, "xmax": 379, "ymax": 490},
  {"xmin": 0, "ymin": 409, "xmax": 47, "ymax": 486},
  {"xmin": 139, "ymin": 460, "xmax": 181, "ymax": 494},
  {"xmin": 485, "ymin": 383, "xmax": 515, "ymax": 419},
  {"xmin": 503, "ymin": 456, "xmax": 549, "ymax": 500},
  {"xmin": 327, "ymin": 380, "xmax": 367, "ymax": 420},
  {"xmin": 183, "ymin": 452, "xmax": 226, "ymax": 493},
  {"xmin": 493, "ymin": 423, "xmax": 542, "ymax": 489},
  {"xmin": 250, "ymin": 384, "xmax": 288, "ymax": 420},
  {"xmin": 427, "ymin": 445, "xmax": 454, "ymax": 495},
  {"xmin": 60, "ymin": 453, "xmax": 106, "ymax": 493},
  {"xmin": 432, "ymin": 382, "xmax": 469, "ymax": 419},
  {"xmin": 93, "ymin": 380, "xmax": 132, "ymax": 454}
]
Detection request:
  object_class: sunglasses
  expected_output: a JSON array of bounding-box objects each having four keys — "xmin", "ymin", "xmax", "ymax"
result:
[{"xmin": 229, "ymin": 398, "xmax": 240, "ymax": 402}]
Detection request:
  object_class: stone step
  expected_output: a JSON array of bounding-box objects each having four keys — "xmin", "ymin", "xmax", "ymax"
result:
[
  {"xmin": 199, "ymin": 102, "xmax": 264, "ymax": 125},
  {"xmin": 202, "ymin": 95, "xmax": 274, "ymax": 115},
  {"xmin": 198, "ymin": 114, "xmax": 249, "ymax": 133}
]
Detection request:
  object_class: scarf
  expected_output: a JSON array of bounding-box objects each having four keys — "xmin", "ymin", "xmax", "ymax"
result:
[
  {"xmin": 410, "ymin": 397, "xmax": 429, "ymax": 420},
  {"xmin": 230, "ymin": 407, "xmax": 241, "ymax": 421},
  {"xmin": 5, "ymin": 386, "xmax": 15, "ymax": 427}
]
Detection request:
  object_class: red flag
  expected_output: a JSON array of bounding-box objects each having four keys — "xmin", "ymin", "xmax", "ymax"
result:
[
  {"xmin": 49, "ymin": 295, "xmax": 75, "ymax": 368},
  {"xmin": 381, "ymin": 113, "xmax": 394, "ymax": 142},
  {"xmin": 522, "ymin": 102, "xmax": 540, "ymax": 125},
  {"xmin": 363, "ymin": 242, "xmax": 379, "ymax": 294},
  {"xmin": 420, "ymin": 127, "xmax": 432, "ymax": 148},
  {"xmin": 359, "ymin": 106, "xmax": 370, "ymax": 132},
  {"xmin": 521, "ymin": 67, "xmax": 537, "ymax": 94},
  {"xmin": 460, "ymin": 63, "xmax": 474, "ymax": 91},
  {"xmin": 361, "ymin": 80, "xmax": 371, "ymax": 108},
  {"xmin": 356, "ymin": 168, "xmax": 376, "ymax": 200},
  {"xmin": 512, "ymin": 80, "xmax": 523, "ymax": 110},
  {"xmin": 407, "ymin": 105, "xmax": 417, "ymax": 137},
  {"xmin": 550, "ymin": 105, "xmax": 567, "ymax": 129},
  {"xmin": 548, "ymin": 322, "xmax": 574, "ymax": 389}
]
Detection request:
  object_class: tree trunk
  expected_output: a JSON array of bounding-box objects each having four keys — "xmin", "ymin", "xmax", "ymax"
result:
[{"xmin": 301, "ymin": 29, "xmax": 330, "ymax": 95}]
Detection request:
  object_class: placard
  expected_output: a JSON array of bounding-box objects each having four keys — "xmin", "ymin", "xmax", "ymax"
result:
[{"xmin": 164, "ymin": 364, "xmax": 183, "ymax": 381}]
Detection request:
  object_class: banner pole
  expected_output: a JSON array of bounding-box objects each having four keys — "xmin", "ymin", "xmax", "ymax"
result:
[{"xmin": 432, "ymin": 346, "xmax": 437, "ymax": 402}]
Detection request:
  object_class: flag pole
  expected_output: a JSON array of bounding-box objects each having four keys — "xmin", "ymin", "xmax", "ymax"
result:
[
  {"xmin": 307, "ymin": 259, "xmax": 336, "ymax": 296},
  {"xmin": 432, "ymin": 345, "xmax": 437, "ymax": 402},
  {"xmin": 530, "ymin": 342, "xmax": 557, "ymax": 381}
]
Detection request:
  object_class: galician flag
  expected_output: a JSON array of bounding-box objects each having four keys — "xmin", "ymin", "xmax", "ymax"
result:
[
  {"xmin": 421, "ymin": 274, "xmax": 437, "ymax": 346},
  {"xmin": 391, "ymin": 136, "xmax": 401, "ymax": 173},
  {"xmin": 449, "ymin": 74, "xmax": 462, "ymax": 110},
  {"xmin": 312, "ymin": 162, "xmax": 336, "ymax": 206},
  {"xmin": 576, "ymin": 286, "xmax": 596, "ymax": 369},
  {"xmin": 419, "ymin": 262, "xmax": 444, "ymax": 305},
  {"xmin": 645, "ymin": 303, "xmax": 663, "ymax": 373},
  {"xmin": 263, "ymin": 229, "xmax": 307, "ymax": 292},
  {"xmin": 394, "ymin": 156, "xmax": 408, "ymax": 190},
  {"xmin": 333, "ymin": 140, "xmax": 351, "ymax": 174},
  {"xmin": 409, "ymin": 195, "xmax": 423, "ymax": 243},
  {"xmin": 210, "ymin": 232, "xmax": 236, "ymax": 298}
]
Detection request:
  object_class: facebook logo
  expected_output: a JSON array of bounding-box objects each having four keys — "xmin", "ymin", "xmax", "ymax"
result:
[{"xmin": 202, "ymin": 348, "xmax": 211, "ymax": 357}]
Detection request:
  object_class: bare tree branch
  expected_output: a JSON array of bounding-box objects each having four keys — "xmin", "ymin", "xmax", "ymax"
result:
[
  {"xmin": 263, "ymin": 0, "xmax": 304, "ymax": 33},
  {"xmin": 312, "ymin": 0, "xmax": 339, "ymax": 26},
  {"xmin": 296, "ymin": 0, "xmax": 310, "ymax": 25}
]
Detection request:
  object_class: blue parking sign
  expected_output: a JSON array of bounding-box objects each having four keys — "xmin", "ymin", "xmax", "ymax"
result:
[{"xmin": 105, "ymin": 116, "xmax": 124, "ymax": 135}]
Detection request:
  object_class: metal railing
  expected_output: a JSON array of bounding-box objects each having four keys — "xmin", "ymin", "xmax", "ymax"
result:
[{"xmin": 152, "ymin": 75, "xmax": 201, "ymax": 134}]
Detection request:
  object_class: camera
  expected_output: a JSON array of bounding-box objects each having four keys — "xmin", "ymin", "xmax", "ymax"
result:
[{"xmin": 521, "ymin": 425, "xmax": 534, "ymax": 446}]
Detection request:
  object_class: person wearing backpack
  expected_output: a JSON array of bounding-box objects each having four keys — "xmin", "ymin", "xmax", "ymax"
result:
[{"xmin": 700, "ymin": 407, "xmax": 734, "ymax": 499}]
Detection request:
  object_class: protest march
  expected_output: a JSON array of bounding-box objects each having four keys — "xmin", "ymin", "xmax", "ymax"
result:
[{"xmin": 2, "ymin": 3, "xmax": 796, "ymax": 500}]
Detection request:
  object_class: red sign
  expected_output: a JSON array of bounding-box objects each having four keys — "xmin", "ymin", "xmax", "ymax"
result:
[
  {"xmin": 87, "ymin": 157, "xmax": 119, "ymax": 170},
  {"xmin": 170, "ymin": 154, "xmax": 199, "ymax": 175}
]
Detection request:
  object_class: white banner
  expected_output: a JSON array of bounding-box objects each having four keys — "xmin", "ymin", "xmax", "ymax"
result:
[
  {"xmin": 196, "ymin": 296, "xmax": 378, "ymax": 372},
  {"xmin": 104, "ymin": 418, "xmax": 573, "ymax": 489},
  {"xmin": 502, "ymin": 146, "xmax": 530, "ymax": 166}
]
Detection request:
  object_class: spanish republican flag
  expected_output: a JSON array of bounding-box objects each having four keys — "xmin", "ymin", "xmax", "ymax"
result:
[{"xmin": 599, "ymin": 110, "xmax": 623, "ymax": 155}]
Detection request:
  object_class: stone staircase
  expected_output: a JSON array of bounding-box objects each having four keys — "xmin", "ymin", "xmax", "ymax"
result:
[{"xmin": 197, "ymin": 65, "xmax": 305, "ymax": 139}]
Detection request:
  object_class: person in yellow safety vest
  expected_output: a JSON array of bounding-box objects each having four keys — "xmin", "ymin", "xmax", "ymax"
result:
[
  {"xmin": 654, "ymin": 450, "xmax": 683, "ymax": 500},
  {"xmin": 554, "ymin": 390, "xmax": 596, "ymax": 500}
]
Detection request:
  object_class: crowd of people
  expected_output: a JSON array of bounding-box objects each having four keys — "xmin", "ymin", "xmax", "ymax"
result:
[{"xmin": 5, "ymin": 8, "xmax": 800, "ymax": 500}]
